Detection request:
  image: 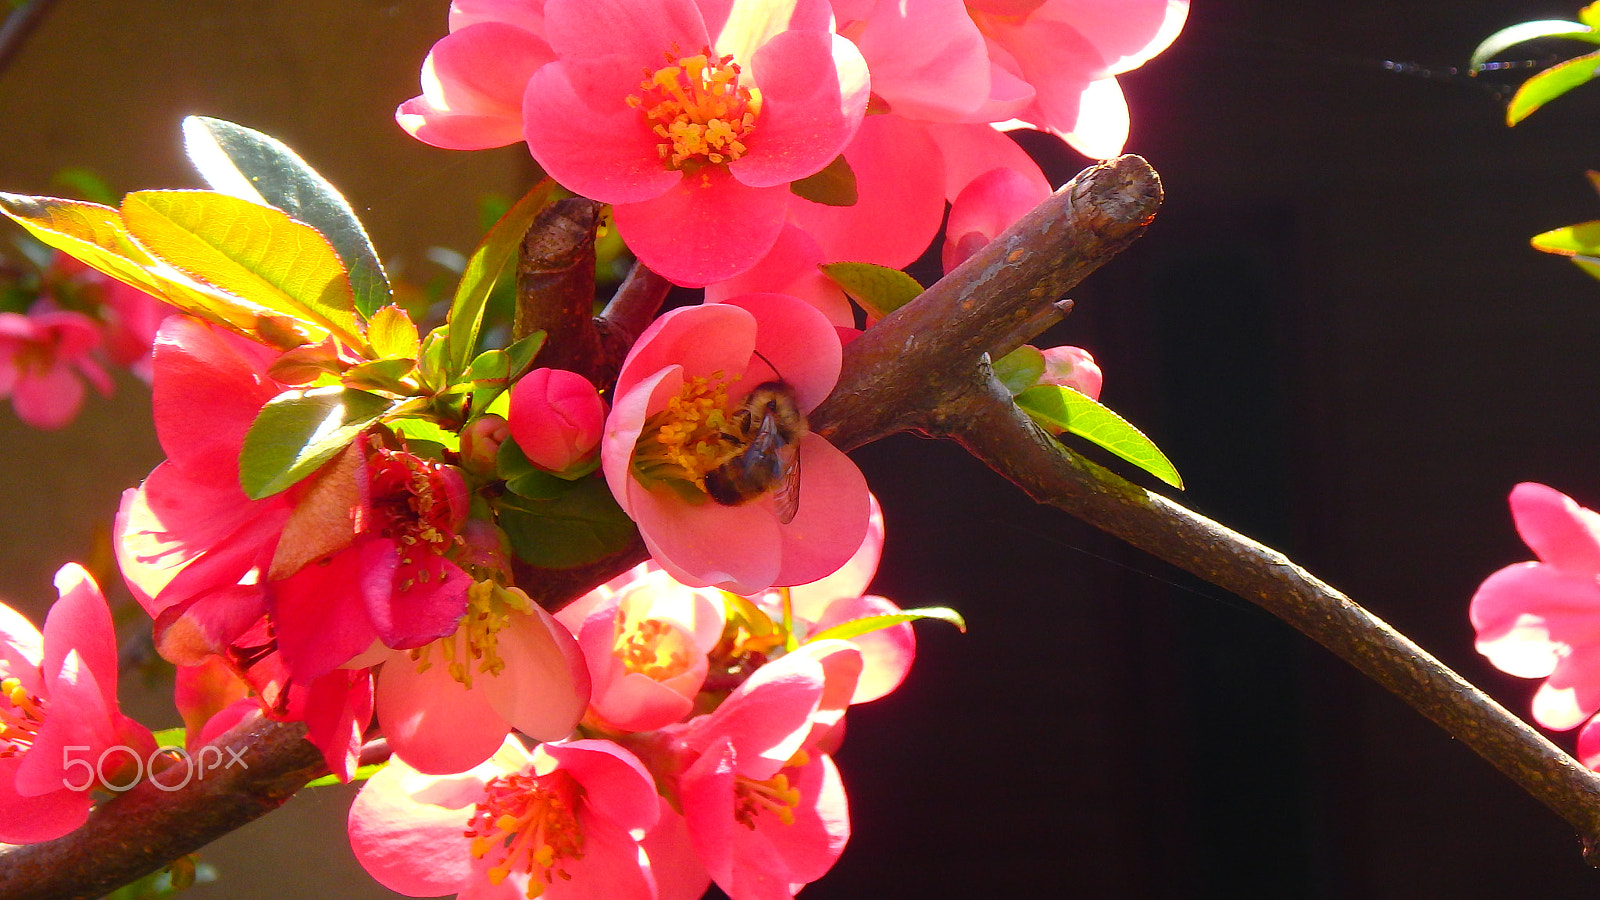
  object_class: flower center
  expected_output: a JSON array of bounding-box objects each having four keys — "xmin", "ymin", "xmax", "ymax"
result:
[
  {"xmin": 365, "ymin": 446, "xmax": 465, "ymax": 554},
  {"xmin": 733, "ymin": 751, "xmax": 807, "ymax": 828},
  {"xmin": 614, "ymin": 615, "xmax": 694, "ymax": 681},
  {"xmin": 630, "ymin": 372, "xmax": 743, "ymax": 494},
  {"xmin": 0, "ymin": 676, "xmax": 46, "ymax": 759},
  {"xmin": 410, "ymin": 581, "xmax": 535, "ymax": 689},
  {"xmin": 467, "ymin": 768, "xmax": 586, "ymax": 899},
  {"xmin": 628, "ymin": 48, "xmax": 760, "ymax": 172}
]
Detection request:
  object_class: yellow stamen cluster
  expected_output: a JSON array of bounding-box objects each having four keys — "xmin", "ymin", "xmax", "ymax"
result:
[
  {"xmin": 613, "ymin": 615, "xmax": 694, "ymax": 682},
  {"xmin": 0, "ymin": 676, "xmax": 45, "ymax": 758},
  {"xmin": 733, "ymin": 750, "xmax": 809, "ymax": 829},
  {"xmin": 412, "ymin": 581, "xmax": 536, "ymax": 689},
  {"xmin": 632, "ymin": 372, "xmax": 742, "ymax": 488},
  {"xmin": 467, "ymin": 768, "xmax": 586, "ymax": 899},
  {"xmin": 627, "ymin": 48, "xmax": 760, "ymax": 171}
]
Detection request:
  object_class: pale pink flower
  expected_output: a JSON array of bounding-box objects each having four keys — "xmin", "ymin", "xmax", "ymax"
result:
[
  {"xmin": 970, "ymin": 0, "xmax": 1190, "ymax": 158},
  {"xmin": 508, "ymin": 367, "xmax": 606, "ymax": 473},
  {"xmin": 0, "ymin": 305, "xmax": 111, "ymax": 430},
  {"xmin": 833, "ymin": 0, "xmax": 993, "ymax": 122},
  {"xmin": 520, "ymin": 0, "xmax": 870, "ymax": 286},
  {"xmin": 0, "ymin": 565, "xmax": 156, "ymax": 844},
  {"xmin": 374, "ymin": 583, "xmax": 591, "ymax": 775},
  {"xmin": 652, "ymin": 640, "xmax": 862, "ymax": 900},
  {"xmin": 602, "ymin": 292, "xmax": 871, "ymax": 593},
  {"xmin": 1471, "ymin": 482, "xmax": 1600, "ymax": 732},
  {"xmin": 557, "ymin": 564, "xmax": 726, "ymax": 733},
  {"xmin": 349, "ymin": 736, "xmax": 661, "ymax": 900}
]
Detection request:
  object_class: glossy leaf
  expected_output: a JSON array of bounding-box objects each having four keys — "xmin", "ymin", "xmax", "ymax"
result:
[
  {"xmin": 367, "ymin": 304, "xmax": 421, "ymax": 360},
  {"xmin": 122, "ymin": 190, "xmax": 366, "ymax": 350},
  {"xmin": 390, "ymin": 417, "xmax": 461, "ymax": 452},
  {"xmin": 342, "ymin": 357, "xmax": 416, "ymax": 393},
  {"xmin": 239, "ymin": 386, "xmax": 392, "ymax": 499},
  {"xmin": 1015, "ymin": 384, "xmax": 1183, "ymax": 489},
  {"xmin": 992, "ymin": 345, "xmax": 1046, "ymax": 396},
  {"xmin": 789, "ymin": 154, "xmax": 859, "ymax": 207},
  {"xmin": 183, "ymin": 115, "xmax": 391, "ymax": 317},
  {"xmin": 494, "ymin": 476, "xmax": 637, "ymax": 568},
  {"xmin": 0, "ymin": 193, "xmax": 276, "ymax": 335},
  {"xmin": 809, "ymin": 606, "xmax": 967, "ymax": 642},
  {"xmin": 1585, "ymin": 2, "xmax": 1600, "ymax": 29},
  {"xmin": 447, "ymin": 180, "xmax": 559, "ymax": 377},
  {"xmin": 1507, "ymin": 49, "xmax": 1600, "ymax": 124},
  {"xmin": 1470, "ymin": 19, "xmax": 1598, "ymax": 68},
  {"xmin": 820, "ymin": 261, "xmax": 924, "ymax": 320}
]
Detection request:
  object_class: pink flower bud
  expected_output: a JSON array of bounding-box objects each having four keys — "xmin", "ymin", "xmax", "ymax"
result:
[
  {"xmin": 508, "ymin": 368, "xmax": 605, "ymax": 473},
  {"xmin": 1039, "ymin": 345, "xmax": 1103, "ymax": 401},
  {"xmin": 458, "ymin": 414, "xmax": 509, "ymax": 477}
]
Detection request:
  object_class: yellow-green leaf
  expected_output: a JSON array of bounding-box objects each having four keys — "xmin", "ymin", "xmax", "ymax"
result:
[
  {"xmin": 1470, "ymin": 19, "xmax": 1597, "ymax": 69},
  {"xmin": 121, "ymin": 190, "xmax": 366, "ymax": 352},
  {"xmin": 808, "ymin": 606, "xmax": 967, "ymax": 642},
  {"xmin": 820, "ymin": 261, "xmax": 923, "ymax": 320},
  {"xmin": 1015, "ymin": 384, "xmax": 1183, "ymax": 489},
  {"xmin": 1507, "ymin": 49, "xmax": 1600, "ymax": 125},
  {"xmin": 239, "ymin": 386, "xmax": 393, "ymax": 499},
  {"xmin": 368, "ymin": 304, "xmax": 420, "ymax": 360},
  {"xmin": 1531, "ymin": 220, "xmax": 1600, "ymax": 256}
]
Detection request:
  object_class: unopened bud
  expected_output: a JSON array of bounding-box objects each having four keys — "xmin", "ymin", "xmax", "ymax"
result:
[{"xmin": 508, "ymin": 368, "xmax": 606, "ymax": 473}]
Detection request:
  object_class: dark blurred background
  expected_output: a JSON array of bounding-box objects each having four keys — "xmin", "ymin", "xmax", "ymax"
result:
[{"xmin": 6, "ymin": 1, "xmax": 1600, "ymax": 897}]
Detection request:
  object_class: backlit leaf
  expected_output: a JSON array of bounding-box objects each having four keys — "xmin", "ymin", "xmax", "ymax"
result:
[
  {"xmin": 1015, "ymin": 384, "xmax": 1183, "ymax": 489},
  {"xmin": 820, "ymin": 261, "xmax": 923, "ymax": 320},
  {"xmin": 240, "ymin": 386, "xmax": 393, "ymax": 499},
  {"xmin": 447, "ymin": 180, "xmax": 559, "ymax": 376},
  {"xmin": 1506, "ymin": 49, "xmax": 1600, "ymax": 124}
]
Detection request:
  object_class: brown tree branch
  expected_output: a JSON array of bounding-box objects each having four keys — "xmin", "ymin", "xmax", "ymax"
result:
[{"xmin": 9, "ymin": 154, "xmax": 1597, "ymax": 897}]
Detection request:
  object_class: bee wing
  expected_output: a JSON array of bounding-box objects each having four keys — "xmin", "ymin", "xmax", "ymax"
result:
[{"xmin": 769, "ymin": 435, "xmax": 802, "ymax": 525}]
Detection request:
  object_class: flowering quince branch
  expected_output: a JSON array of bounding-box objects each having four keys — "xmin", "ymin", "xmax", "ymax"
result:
[{"xmin": 817, "ymin": 154, "xmax": 1600, "ymax": 860}]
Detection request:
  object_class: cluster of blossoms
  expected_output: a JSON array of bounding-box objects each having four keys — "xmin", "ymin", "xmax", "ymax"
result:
[
  {"xmin": 0, "ymin": 251, "xmax": 171, "ymax": 429},
  {"xmin": 0, "ymin": 0, "xmax": 1182, "ymax": 896}
]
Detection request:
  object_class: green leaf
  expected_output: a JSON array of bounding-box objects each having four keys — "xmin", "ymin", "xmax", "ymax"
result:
[
  {"xmin": 52, "ymin": 166, "xmax": 115, "ymax": 205},
  {"xmin": 498, "ymin": 438, "xmax": 579, "ymax": 498},
  {"xmin": 447, "ymin": 180, "xmax": 559, "ymax": 377},
  {"xmin": 368, "ymin": 304, "xmax": 420, "ymax": 360},
  {"xmin": 342, "ymin": 357, "xmax": 416, "ymax": 393},
  {"xmin": 1507, "ymin": 49, "xmax": 1600, "ymax": 124},
  {"xmin": 992, "ymin": 345, "xmax": 1046, "ymax": 396},
  {"xmin": 820, "ymin": 261, "xmax": 923, "ymax": 319},
  {"xmin": 240, "ymin": 386, "xmax": 393, "ymax": 499},
  {"xmin": 1531, "ymin": 220, "xmax": 1600, "ymax": 255},
  {"xmin": 788, "ymin": 154, "xmax": 858, "ymax": 206},
  {"xmin": 1585, "ymin": 2, "xmax": 1600, "ymax": 29},
  {"xmin": 1573, "ymin": 255, "xmax": 1600, "ymax": 283},
  {"xmin": 494, "ymin": 476, "xmax": 637, "ymax": 568},
  {"xmin": 0, "ymin": 193, "xmax": 284, "ymax": 337},
  {"xmin": 808, "ymin": 606, "xmax": 967, "ymax": 643},
  {"xmin": 1470, "ymin": 19, "xmax": 1598, "ymax": 68},
  {"xmin": 391, "ymin": 416, "xmax": 460, "ymax": 452},
  {"xmin": 504, "ymin": 330, "xmax": 548, "ymax": 383},
  {"xmin": 304, "ymin": 761, "xmax": 387, "ymax": 788},
  {"xmin": 1015, "ymin": 384, "xmax": 1183, "ymax": 489},
  {"xmin": 121, "ymin": 190, "xmax": 366, "ymax": 351},
  {"xmin": 182, "ymin": 115, "xmax": 391, "ymax": 318},
  {"xmin": 150, "ymin": 727, "xmax": 187, "ymax": 750}
]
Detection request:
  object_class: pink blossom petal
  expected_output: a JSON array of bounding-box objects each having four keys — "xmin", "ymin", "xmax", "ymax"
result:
[
  {"xmin": 844, "ymin": 0, "xmax": 990, "ymax": 121},
  {"xmin": 582, "ymin": 605, "xmax": 699, "ymax": 732},
  {"xmin": 151, "ymin": 317, "xmax": 282, "ymax": 486},
  {"xmin": 397, "ymin": 23, "xmax": 556, "ymax": 150},
  {"xmin": 641, "ymin": 800, "xmax": 713, "ymax": 900},
  {"xmin": 372, "ymin": 549, "xmax": 471, "ymax": 650},
  {"xmin": 270, "ymin": 545, "xmax": 385, "ymax": 681},
  {"xmin": 543, "ymin": 739, "xmax": 661, "ymax": 836},
  {"xmin": 942, "ymin": 164, "xmax": 1052, "ymax": 273},
  {"xmin": 522, "ymin": 59, "xmax": 683, "ymax": 204},
  {"xmin": 10, "ymin": 363, "xmax": 85, "ymax": 430},
  {"xmin": 1471, "ymin": 564, "xmax": 1600, "ymax": 678},
  {"xmin": 789, "ymin": 494, "xmax": 883, "ymax": 620},
  {"xmin": 614, "ymin": 304, "xmax": 756, "ymax": 397},
  {"xmin": 770, "ymin": 434, "xmax": 871, "ymax": 586},
  {"xmin": 0, "ymin": 761, "xmax": 89, "ymax": 844},
  {"xmin": 349, "ymin": 757, "xmax": 494, "ymax": 894},
  {"xmin": 1039, "ymin": 0, "xmax": 1189, "ymax": 76},
  {"xmin": 679, "ymin": 738, "xmax": 739, "ymax": 885},
  {"xmin": 543, "ymin": 0, "xmax": 707, "ymax": 63},
  {"xmin": 1579, "ymin": 714, "xmax": 1600, "ymax": 770},
  {"xmin": 546, "ymin": 815, "xmax": 656, "ymax": 900},
  {"xmin": 1510, "ymin": 482, "xmax": 1600, "ymax": 574},
  {"xmin": 813, "ymin": 595, "xmax": 913, "ymax": 703},
  {"xmin": 612, "ymin": 170, "xmax": 792, "ymax": 287},
  {"xmin": 41, "ymin": 564, "xmax": 119, "ymax": 709},
  {"xmin": 786, "ymin": 115, "xmax": 945, "ymax": 270},
  {"xmin": 0, "ymin": 601, "xmax": 43, "ymax": 691},
  {"xmin": 1059, "ymin": 76, "xmax": 1130, "ymax": 159},
  {"xmin": 681, "ymin": 647, "xmax": 832, "ymax": 776},
  {"xmin": 377, "ymin": 656, "xmax": 510, "ymax": 775},
  {"xmin": 703, "ymin": 224, "xmax": 854, "ymax": 327},
  {"xmin": 719, "ymin": 292, "xmax": 841, "ymax": 411},
  {"xmin": 925, "ymin": 122, "xmax": 1051, "ymax": 204},
  {"xmin": 731, "ymin": 31, "xmax": 869, "ymax": 187},
  {"xmin": 450, "ymin": 0, "xmax": 548, "ymax": 33},
  {"xmin": 480, "ymin": 605, "xmax": 590, "ymax": 741},
  {"xmin": 764, "ymin": 753, "xmax": 849, "ymax": 883},
  {"xmin": 631, "ymin": 486, "xmax": 783, "ymax": 593},
  {"xmin": 303, "ymin": 669, "xmax": 374, "ymax": 782}
]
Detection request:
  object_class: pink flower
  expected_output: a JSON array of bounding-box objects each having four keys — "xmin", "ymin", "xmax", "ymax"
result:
[
  {"xmin": 374, "ymin": 582, "xmax": 592, "ymax": 775},
  {"xmin": 0, "ymin": 564, "xmax": 156, "ymax": 844},
  {"xmin": 970, "ymin": 0, "xmax": 1190, "ymax": 158},
  {"xmin": 1038, "ymin": 345, "xmax": 1102, "ymax": 400},
  {"xmin": 0, "ymin": 305, "xmax": 111, "ymax": 430},
  {"xmin": 509, "ymin": 367, "xmax": 607, "ymax": 473},
  {"xmin": 557, "ymin": 564, "xmax": 727, "ymax": 733},
  {"xmin": 520, "ymin": 0, "xmax": 870, "ymax": 286},
  {"xmin": 46, "ymin": 253, "xmax": 173, "ymax": 383},
  {"xmin": 942, "ymin": 164, "xmax": 1052, "ymax": 273},
  {"xmin": 602, "ymin": 292, "xmax": 871, "ymax": 593},
  {"xmin": 833, "ymin": 0, "xmax": 993, "ymax": 122},
  {"xmin": 1471, "ymin": 482, "xmax": 1600, "ymax": 733},
  {"xmin": 652, "ymin": 640, "xmax": 862, "ymax": 900},
  {"xmin": 349, "ymin": 736, "xmax": 661, "ymax": 900}
]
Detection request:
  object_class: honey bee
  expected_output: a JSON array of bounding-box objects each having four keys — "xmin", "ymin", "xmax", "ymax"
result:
[{"xmin": 703, "ymin": 381, "xmax": 806, "ymax": 524}]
